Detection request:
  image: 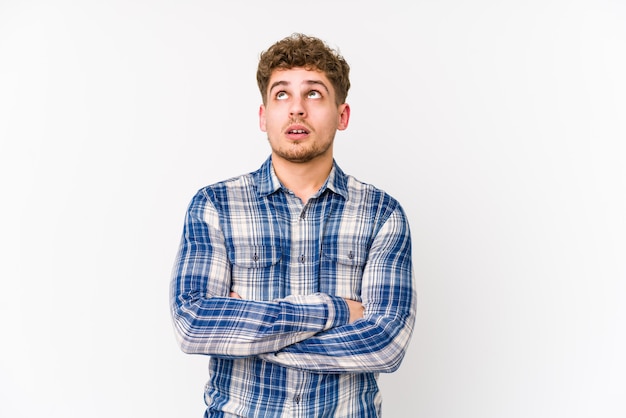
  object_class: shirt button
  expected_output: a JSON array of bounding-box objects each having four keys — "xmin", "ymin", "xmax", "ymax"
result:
[
  {"xmin": 294, "ymin": 394, "xmax": 301, "ymax": 403},
  {"xmin": 299, "ymin": 254, "xmax": 305, "ymax": 263}
]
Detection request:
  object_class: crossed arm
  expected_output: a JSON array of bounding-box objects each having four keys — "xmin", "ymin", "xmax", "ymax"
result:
[
  {"xmin": 230, "ymin": 291, "xmax": 364, "ymax": 323},
  {"xmin": 170, "ymin": 192, "xmax": 415, "ymax": 372}
]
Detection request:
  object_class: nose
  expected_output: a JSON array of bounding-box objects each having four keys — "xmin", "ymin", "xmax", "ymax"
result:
[{"xmin": 289, "ymin": 97, "xmax": 306, "ymax": 118}]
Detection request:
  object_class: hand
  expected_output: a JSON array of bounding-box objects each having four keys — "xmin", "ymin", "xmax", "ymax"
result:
[
  {"xmin": 229, "ymin": 291, "xmax": 242, "ymax": 299},
  {"xmin": 343, "ymin": 299, "xmax": 364, "ymax": 323}
]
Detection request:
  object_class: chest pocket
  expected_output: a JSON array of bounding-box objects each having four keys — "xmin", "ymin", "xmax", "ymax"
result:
[
  {"xmin": 321, "ymin": 244, "xmax": 368, "ymax": 300},
  {"xmin": 229, "ymin": 245, "xmax": 282, "ymax": 300}
]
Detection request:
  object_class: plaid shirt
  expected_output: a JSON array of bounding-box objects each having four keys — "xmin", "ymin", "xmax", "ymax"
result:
[{"xmin": 170, "ymin": 157, "xmax": 416, "ymax": 417}]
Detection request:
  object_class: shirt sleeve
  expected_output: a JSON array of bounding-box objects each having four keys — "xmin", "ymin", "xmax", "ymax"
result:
[
  {"xmin": 169, "ymin": 190, "xmax": 350, "ymax": 358},
  {"xmin": 258, "ymin": 205, "xmax": 417, "ymax": 373}
]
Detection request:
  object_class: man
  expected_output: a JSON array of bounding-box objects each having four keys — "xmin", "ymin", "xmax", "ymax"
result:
[{"xmin": 170, "ymin": 33, "xmax": 416, "ymax": 417}]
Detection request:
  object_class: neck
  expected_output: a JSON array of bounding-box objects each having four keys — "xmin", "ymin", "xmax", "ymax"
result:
[{"xmin": 272, "ymin": 155, "xmax": 333, "ymax": 203}]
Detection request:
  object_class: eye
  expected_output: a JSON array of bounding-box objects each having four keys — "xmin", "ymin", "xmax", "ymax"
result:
[
  {"xmin": 307, "ymin": 90, "xmax": 322, "ymax": 99},
  {"xmin": 276, "ymin": 91, "xmax": 288, "ymax": 100}
]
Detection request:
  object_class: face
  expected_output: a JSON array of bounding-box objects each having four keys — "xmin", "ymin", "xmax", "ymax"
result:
[{"xmin": 259, "ymin": 67, "xmax": 350, "ymax": 164}]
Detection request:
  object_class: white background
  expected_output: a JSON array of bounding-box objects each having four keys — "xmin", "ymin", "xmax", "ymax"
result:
[{"xmin": 1, "ymin": 1, "xmax": 625, "ymax": 417}]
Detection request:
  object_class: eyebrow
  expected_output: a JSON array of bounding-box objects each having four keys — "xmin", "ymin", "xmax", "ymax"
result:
[{"xmin": 269, "ymin": 80, "xmax": 330, "ymax": 94}]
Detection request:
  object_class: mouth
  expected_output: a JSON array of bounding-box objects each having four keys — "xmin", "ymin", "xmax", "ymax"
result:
[{"xmin": 285, "ymin": 124, "xmax": 310, "ymax": 139}]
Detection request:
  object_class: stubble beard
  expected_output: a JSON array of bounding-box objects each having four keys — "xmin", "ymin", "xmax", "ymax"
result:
[{"xmin": 268, "ymin": 137, "xmax": 334, "ymax": 164}]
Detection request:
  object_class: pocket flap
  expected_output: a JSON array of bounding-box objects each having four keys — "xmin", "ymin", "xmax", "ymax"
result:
[
  {"xmin": 323, "ymin": 244, "xmax": 368, "ymax": 266},
  {"xmin": 230, "ymin": 245, "xmax": 282, "ymax": 268}
]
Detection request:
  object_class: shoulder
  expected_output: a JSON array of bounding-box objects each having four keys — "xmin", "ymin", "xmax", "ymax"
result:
[
  {"xmin": 195, "ymin": 157, "xmax": 274, "ymax": 203},
  {"xmin": 183, "ymin": 172, "xmax": 257, "ymax": 226},
  {"xmin": 201, "ymin": 172, "xmax": 255, "ymax": 194},
  {"xmin": 192, "ymin": 171, "xmax": 256, "ymax": 208},
  {"xmin": 342, "ymin": 175, "xmax": 412, "ymax": 241},
  {"xmin": 344, "ymin": 174, "xmax": 403, "ymax": 214}
]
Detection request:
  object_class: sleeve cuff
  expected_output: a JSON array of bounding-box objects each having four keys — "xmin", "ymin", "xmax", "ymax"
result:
[{"xmin": 323, "ymin": 294, "xmax": 350, "ymax": 330}]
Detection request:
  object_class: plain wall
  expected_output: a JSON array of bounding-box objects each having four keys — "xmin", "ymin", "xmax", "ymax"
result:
[{"xmin": 1, "ymin": 1, "xmax": 625, "ymax": 417}]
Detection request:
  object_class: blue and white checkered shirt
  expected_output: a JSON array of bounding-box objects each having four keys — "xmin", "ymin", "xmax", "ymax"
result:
[{"xmin": 170, "ymin": 157, "xmax": 416, "ymax": 417}]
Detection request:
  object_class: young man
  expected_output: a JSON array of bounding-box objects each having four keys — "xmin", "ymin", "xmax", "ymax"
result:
[{"xmin": 170, "ymin": 33, "xmax": 416, "ymax": 417}]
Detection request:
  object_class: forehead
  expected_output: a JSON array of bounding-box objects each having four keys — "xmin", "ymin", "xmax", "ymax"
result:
[{"xmin": 268, "ymin": 67, "xmax": 333, "ymax": 90}]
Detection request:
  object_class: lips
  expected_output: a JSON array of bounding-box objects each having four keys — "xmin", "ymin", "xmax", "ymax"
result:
[
  {"xmin": 285, "ymin": 124, "xmax": 310, "ymax": 140},
  {"xmin": 286, "ymin": 124, "xmax": 310, "ymax": 135}
]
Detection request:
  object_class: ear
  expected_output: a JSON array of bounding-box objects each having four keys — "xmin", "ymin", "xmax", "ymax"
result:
[
  {"xmin": 337, "ymin": 103, "xmax": 350, "ymax": 131},
  {"xmin": 259, "ymin": 104, "xmax": 267, "ymax": 132}
]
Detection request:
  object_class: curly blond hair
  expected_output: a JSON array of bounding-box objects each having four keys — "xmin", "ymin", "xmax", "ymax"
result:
[{"xmin": 256, "ymin": 33, "xmax": 351, "ymax": 106}]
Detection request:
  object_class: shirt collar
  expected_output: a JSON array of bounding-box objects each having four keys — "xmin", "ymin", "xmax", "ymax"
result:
[{"xmin": 253, "ymin": 156, "xmax": 349, "ymax": 200}]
